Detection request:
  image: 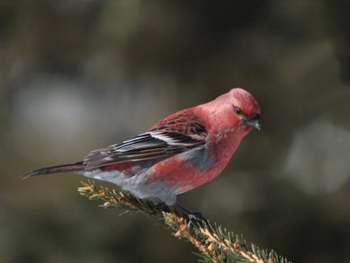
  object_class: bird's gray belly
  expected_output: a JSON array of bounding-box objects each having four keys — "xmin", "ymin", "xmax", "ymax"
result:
[
  {"xmin": 83, "ymin": 168, "xmax": 178, "ymax": 205},
  {"xmin": 178, "ymin": 145, "xmax": 216, "ymax": 171},
  {"xmin": 82, "ymin": 145, "xmax": 215, "ymax": 205}
]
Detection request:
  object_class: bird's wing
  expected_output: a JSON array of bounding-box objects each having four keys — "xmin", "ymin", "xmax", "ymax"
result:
[{"xmin": 84, "ymin": 115, "xmax": 208, "ymax": 171}]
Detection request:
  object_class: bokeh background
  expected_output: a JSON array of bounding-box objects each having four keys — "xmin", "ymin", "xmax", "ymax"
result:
[{"xmin": 1, "ymin": 1, "xmax": 350, "ymax": 262}]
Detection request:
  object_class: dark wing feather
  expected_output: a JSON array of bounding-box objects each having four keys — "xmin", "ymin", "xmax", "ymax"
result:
[{"xmin": 84, "ymin": 130, "xmax": 206, "ymax": 171}]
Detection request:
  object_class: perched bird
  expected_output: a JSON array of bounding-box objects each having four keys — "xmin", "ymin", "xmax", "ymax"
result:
[{"xmin": 26, "ymin": 87, "xmax": 261, "ymax": 206}]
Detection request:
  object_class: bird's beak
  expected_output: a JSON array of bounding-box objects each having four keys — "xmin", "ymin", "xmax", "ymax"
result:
[{"xmin": 244, "ymin": 114, "xmax": 261, "ymax": 131}]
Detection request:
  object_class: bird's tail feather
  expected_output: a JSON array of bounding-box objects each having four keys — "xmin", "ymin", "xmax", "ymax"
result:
[{"xmin": 24, "ymin": 161, "xmax": 84, "ymax": 179}]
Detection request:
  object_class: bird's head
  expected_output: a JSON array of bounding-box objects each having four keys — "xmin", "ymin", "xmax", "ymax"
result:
[
  {"xmin": 228, "ymin": 87, "xmax": 261, "ymax": 132},
  {"xmin": 200, "ymin": 87, "xmax": 261, "ymax": 135},
  {"xmin": 207, "ymin": 87, "xmax": 261, "ymax": 135}
]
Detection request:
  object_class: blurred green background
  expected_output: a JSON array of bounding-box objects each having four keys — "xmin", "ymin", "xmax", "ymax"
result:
[{"xmin": 1, "ymin": 1, "xmax": 350, "ymax": 262}]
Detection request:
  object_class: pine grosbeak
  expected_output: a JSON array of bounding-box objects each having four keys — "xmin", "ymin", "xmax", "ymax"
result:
[{"xmin": 27, "ymin": 88, "xmax": 261, "ymax": 205}]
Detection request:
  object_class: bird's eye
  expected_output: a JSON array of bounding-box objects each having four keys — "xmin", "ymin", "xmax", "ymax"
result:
[{"xmin": 233, "ymin": 106, "xmax": 243, "ymax": 115}]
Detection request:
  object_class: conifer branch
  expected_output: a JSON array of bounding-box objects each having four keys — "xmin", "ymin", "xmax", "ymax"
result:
[{"xmin": 78, "ymin": 180, "xmax": 291, "ymax": 263}]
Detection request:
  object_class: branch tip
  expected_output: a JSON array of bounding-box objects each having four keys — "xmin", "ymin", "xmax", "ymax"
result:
[{"xmin": 78, "ymin": 180, "xmax": 291, "ymax": 263}]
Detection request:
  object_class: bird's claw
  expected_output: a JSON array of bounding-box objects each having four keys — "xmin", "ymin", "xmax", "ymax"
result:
[
  {"xmin": 154, "ymin": 201, "xmax": 171, "ymax": 213},
  {"xmin": 186, "ymin": 211, "xmax": 208, "ymax": 230}
]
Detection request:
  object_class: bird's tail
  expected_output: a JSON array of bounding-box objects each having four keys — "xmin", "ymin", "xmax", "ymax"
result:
[{"xmin": 24, "ymin": 161, "xmax": 84, "ymax": 179}]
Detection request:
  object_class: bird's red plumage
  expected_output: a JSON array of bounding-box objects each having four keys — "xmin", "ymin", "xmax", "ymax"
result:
[{"xmin": 28, "ymin": 87, "xmax": 261, "ymax": 205}]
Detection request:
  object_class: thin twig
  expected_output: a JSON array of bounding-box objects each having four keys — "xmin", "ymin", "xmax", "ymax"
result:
[{"xmin": 78, "ymin": 180, "xmax": 291, "ymax": 263}]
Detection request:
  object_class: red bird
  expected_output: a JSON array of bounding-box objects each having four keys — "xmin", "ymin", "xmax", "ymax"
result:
[{"xmin": 27, "ymin": 88, "xmax": 261, "ymax": 206}]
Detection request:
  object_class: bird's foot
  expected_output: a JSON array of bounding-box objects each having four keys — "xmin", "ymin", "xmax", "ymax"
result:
[
  {"xmin": 147, "ymin": 197, "xmax": 171, "ymax": 213},
  {"xmin": 172, "ymin": 204, "xmax": 208, "ymax": 230},
  {"xmin": 186, "ymin": 211, "xmax": 208, "ymax": 230}
]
